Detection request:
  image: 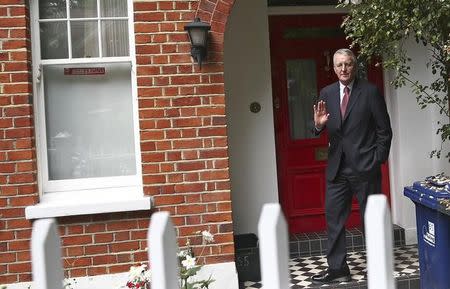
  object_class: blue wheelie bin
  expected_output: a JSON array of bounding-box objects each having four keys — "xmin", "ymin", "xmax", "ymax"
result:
[{"xmin": 403, "ymin": 175, "xmax": 450, "ymax": 289}]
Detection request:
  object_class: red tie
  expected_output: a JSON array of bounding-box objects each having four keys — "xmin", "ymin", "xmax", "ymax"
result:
[{"xmin": 341, "ymin": 86, "xmax": 350, "ymax": 117}]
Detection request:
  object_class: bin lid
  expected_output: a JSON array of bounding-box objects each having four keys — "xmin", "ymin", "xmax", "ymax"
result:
[
  {"xmin": 413, "ymin": 181, "xmax": 450, "ymax": 199},
  {"xmin": 404, "ymin": 174, "xmax": 450, "ymax": 216}
]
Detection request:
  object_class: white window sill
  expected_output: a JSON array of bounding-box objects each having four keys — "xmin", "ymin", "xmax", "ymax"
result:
[{"xmin": 25, "ymin": 196, "xmax": 153, "ymax": 219}]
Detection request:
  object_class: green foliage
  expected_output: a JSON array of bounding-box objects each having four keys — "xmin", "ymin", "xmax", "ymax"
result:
[
  {"xmin": 338, "ymin": 0, "xmax": 450, "ymax": 160},
  {"xmin": 177, "ymin": 231, "xmax": 215, "ymax": 289}
]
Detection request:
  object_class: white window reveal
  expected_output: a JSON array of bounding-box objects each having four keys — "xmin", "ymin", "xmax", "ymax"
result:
[{"xmin": 26, "ymin": 0, "xmax": 151, "ymax": 219}]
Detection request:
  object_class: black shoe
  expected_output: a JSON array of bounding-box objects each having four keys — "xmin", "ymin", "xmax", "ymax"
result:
[{"xmin": 311, "ymin": 270, "xmax": 351, "ymax": 284}]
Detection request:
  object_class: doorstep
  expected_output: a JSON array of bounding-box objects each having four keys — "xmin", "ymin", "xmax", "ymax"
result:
[{"xmin": 289, "ymin": 225, "xmax": 405, "ymax": 258}]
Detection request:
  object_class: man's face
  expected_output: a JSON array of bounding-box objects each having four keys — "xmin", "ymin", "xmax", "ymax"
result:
[{"xmin": 333, "ymin": 53, "xmax": 356, "ymax": 85}]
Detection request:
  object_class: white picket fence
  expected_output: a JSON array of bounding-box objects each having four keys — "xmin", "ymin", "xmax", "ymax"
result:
[{"xmin": 31, "ymin": 194, "xmax": 395, "ymax": 289}]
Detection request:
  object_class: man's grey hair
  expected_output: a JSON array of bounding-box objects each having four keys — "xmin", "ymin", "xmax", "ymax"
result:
[{"xmin": 333, "ymin": 48, "xmax": 356, "ymax": 65}]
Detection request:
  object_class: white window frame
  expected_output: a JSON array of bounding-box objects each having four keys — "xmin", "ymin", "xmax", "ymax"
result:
[{"xmin": 26, "ymin": 0, "xmax": 151, "ymax": 219}]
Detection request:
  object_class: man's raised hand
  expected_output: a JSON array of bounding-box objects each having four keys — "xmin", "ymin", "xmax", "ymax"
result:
[{"xmin": 313, "ymin": 100, "xmax": 329, "ymax": 130}]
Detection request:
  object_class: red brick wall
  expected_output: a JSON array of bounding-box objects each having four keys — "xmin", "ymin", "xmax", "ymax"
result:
[
  {"xmin": 0, "ymin": 0, "xmax": 36, "ymax": 284},
  {"xmin": 0, "ymin": 0, "xmax": 236, "ymax": 284},
  {"xmin": 135, "ymin": 0, "xmax": 235, "ymax": 265}
]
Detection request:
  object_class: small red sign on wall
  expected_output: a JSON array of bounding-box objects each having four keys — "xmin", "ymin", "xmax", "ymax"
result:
[{"xmin": 64, "ymin": 67, "xmax": 105, "ymax": 75}]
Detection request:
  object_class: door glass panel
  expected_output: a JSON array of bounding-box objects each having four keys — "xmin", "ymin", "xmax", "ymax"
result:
[
  {"xmin": 357, "ymin": 59, "xmax": 368, "ymax": 80},
  {"xmin": 286, "ymin": 59, "xmax": 318, "ymax": 140}
]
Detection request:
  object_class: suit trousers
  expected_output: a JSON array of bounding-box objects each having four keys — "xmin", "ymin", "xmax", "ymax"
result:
[{"xmin": 325, "ymin": 163, "xmax": 382, "ymax": 272}]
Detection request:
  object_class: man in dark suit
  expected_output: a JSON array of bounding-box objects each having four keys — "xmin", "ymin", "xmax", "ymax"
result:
[{"xmin": 311, "ymin": 48, "xmax": 392, "ymax": 284}]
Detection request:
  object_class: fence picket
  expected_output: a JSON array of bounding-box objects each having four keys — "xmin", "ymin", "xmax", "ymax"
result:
[
  {"xmin": 31, "ymin": 218, "xmax": 64, "ymax": 289},
  {"xmin": 258, "ymin": 203, "xmax": 290, "ymax": 289},
  {"xmin": 148, "ymin": 211, "xmax": 180, "ymax": 289},
  {"xmin": 365, "ymin": 194, "xmax": 396, "ymax": 289}
]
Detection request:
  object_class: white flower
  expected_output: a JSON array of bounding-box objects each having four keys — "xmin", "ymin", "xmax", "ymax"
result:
[
  {"xmin": 143, "ymin": 268, "xmax": 152, "ymax": 282},
  {"xmin": 177, "ymin": 250, "xmax": 188, "ymax": 257},
  {"xmin": 201, "ymin": 230, "xmax": 214, "ymax": 243},
  {"xmin": 181, "ymin": 255, "xmax": 196, "ymax": 270},
  {"xmin": 128, "ymin": 264, "xmax": 147, "ymax": 281},
  {"xmin": 128, "ymin": 266, "xmax": 140, "ymax": 279},
  {"xmin": 350, "ymin": 0, "xmax": 362, "ymax": 4}
]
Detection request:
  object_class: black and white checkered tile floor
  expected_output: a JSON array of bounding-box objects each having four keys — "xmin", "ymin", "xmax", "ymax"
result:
[{"xmin": 241, "ymin": 245, "xmax": 419, "ymax": 289}]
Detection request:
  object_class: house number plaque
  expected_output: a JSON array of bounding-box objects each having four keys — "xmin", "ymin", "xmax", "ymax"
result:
[{"xmin": 315, "ymin": 147, "xmax": 328, "ymax": 161}]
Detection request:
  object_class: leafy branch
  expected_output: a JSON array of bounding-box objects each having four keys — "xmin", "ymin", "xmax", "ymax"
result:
[{"xmin": 338, "ymin": 0, "xmax": 450, "ymax": 160}]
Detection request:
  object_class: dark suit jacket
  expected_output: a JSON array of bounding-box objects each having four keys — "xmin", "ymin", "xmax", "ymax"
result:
[{"xmin": 315, "ymin": 78, "xmax": 392, "ymax": 181}]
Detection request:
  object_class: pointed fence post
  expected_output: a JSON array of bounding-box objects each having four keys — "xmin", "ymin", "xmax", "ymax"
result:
[
  {"xmin": 258, "ymin": 203, "xmax": 290, "ymax": 289},
  {"xmin": 365, "ymin": 194, "xmax": 396, "ymax": 289},
  {"xmin": 148, "ymin": 211, "xmax": 180, "ymax": 289},
  {"xmin": 31, "ymin": 218, "xmax": 64, "ymax": 289}
]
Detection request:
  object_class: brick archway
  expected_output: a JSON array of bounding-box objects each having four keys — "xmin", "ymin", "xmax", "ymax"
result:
[
  {"xmin": 194, "ymin": 0, "xmax": 235, "ymax": 58},
  {"xmin": 195, "ymin": 0, "xmax": 235, "ymax": 31}
]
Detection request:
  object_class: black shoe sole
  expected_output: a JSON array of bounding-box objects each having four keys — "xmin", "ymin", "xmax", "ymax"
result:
[{"xmin": 311, "ymin": 275, "xmax": 351, "ymax": 285}]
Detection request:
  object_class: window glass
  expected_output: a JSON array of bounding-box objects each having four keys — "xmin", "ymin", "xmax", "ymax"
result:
[
  {"xmin": 43, "ymin": 63, "xmax": 136, "ymax": 180},
  {"xmin": 101, "ymin": 20, "xmax": 129, "ymax": 57},
  {"xmin": 39, "ymin": 0, "xmax": 129, "ymax": 59},
  {"xmin": 40, "ymin": 22, "xmax": 69, "ymax": 59},
  {"xmin": 71, "ymin": 20, "xmax": 99, "ymax": 58},
  {"xmin": 101, "ymin": 0, "xmax": 127, "ymax": 17},
  {"xmin": 39, "ymin": 0, "xmax": 67, "ymax": 19},
  {"xmin": 70, "ymin": 0, "xmax": 98, "ymax": 18}
]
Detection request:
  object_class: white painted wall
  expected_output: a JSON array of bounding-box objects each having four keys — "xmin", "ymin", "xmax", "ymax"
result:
[
  {"xmin": 386, "ymin": 38, "xmax": 450, "ymax": 244},
  {"xmin": 224, "ymin": 0, "xmax": 279, "ymax": 235}
]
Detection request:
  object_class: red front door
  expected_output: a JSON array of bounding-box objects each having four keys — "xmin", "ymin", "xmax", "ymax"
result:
[{"xmin": 269, "ymin": 15, "xmax": 391, "ymax": 233}]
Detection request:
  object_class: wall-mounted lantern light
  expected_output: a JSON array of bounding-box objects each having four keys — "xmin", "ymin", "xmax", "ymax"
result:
[{"xmin": 184, "ymin": 18, "xmax": 211, "ymax": 68}]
